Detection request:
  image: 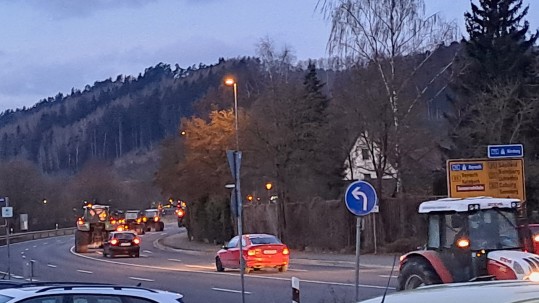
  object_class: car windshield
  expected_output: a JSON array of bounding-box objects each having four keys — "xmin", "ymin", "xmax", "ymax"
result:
[
  {"xmin": 145, "ymin": 210, "xmax": 158, "ymax": 217},
  {"xmin": 115, "ymin": 233, "xmax": 135, "ymax": 240},
  {"xmin": 468, "ymin": 209, "xmax": 520, "ymax": 250},
  {"xmin": 250, "ymin": 235, "xmax": 281, "ymax": 245},
  {"xmin": 125, "ymin": 212, "xmax": 139, "ymax": 220},
  {"xmin": 0, "ymin": 295, "xmax": 12, "ymax": 303}
]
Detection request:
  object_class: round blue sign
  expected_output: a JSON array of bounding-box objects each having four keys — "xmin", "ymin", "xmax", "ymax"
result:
[{"xmin": 344, "ymin": 181, "xmax": 378, "ymax": 216}]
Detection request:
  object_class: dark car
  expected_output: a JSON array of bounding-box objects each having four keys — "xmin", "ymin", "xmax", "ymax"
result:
[{"xmin": 103, "ymin": 231, "xmax": 140, "ymax": 258}]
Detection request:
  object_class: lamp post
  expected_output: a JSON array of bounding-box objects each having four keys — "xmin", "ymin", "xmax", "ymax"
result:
[
  {"xmin": 225, "ymin": 77, "xmax": 245, "ymax": 303},
  {"xmin": 224, "ymin": 77, "xmax": 239, "ymax": 151}
]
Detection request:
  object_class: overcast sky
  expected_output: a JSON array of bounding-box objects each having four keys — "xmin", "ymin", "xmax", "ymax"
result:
[{"xmin": 0, "ymin": 0, "xmax": 537, "ymax": 112}]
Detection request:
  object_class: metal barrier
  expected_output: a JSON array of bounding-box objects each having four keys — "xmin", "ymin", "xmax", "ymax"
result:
[{"xmin": 0, "ymin": 228, "xmax": 76, "ymax": 245}]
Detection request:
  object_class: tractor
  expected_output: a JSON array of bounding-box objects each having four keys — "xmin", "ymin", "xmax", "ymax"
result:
[
  {"xmin": 397, "ymin": 196, "xmax": 539, "ymax": 290},
  {"xmin": 75, "ymin": 204, "xmax": 117, "ymax": 253}
]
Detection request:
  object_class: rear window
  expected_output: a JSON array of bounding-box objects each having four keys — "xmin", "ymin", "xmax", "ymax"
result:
[
  {"xmin": 250, "ymin": 236, "xmax": 281, "ymax": 245},
  {"xmin": 114, "ymin": 233, "xmax": 135, "ymax": 240}
]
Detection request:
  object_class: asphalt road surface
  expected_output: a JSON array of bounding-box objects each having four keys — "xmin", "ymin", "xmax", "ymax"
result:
[{"xmin": 0, "ymin": 223, "xmax": 397, "ymax": 302}]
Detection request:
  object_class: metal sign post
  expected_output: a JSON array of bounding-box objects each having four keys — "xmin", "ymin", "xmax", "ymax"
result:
[
  {"xmin": 227, "ymin": 150, "xmax": 245, "ymax": 303},
  {"xmin": 344, "ymin": 181, "xmax": 377, "ymax": 303},
  {"xmin": 1, "ymin": 197, "xmax": 11, "ymax": 280}
]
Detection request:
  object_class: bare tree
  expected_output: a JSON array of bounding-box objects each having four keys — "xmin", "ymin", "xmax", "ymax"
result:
[
  {"xmin": 450, "ymin": 79, "xmax": 537, "ymax": 157},
  {"xmin": 319, "ymin": 0, "xmax": 458, "ymax": 195}
]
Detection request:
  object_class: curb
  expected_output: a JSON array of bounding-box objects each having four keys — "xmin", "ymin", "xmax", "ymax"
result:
[
  {"xmin": 153, "ymin": 238, "xmax": 211, "ymax": 256},
  {"xmin": 292, "ymin": 258, "xmax": 395, "ymax": 270}
]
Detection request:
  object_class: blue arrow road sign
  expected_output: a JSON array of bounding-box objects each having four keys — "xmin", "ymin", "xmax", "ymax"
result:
[
  {"xmin": 344, "ymin": 181, "xmax": 378, "ymax": 216},
  {"xmin": 487, "ymin": 144, "xmax": 524, "ymax": 158}
]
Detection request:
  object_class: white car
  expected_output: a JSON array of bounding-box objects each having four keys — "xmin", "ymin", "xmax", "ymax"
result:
[
  {"xmin": 0, "ymin": 283, "xmax": 184, "ymax": 303},
  {"xmin": 359, "ymin": 280, "xmax": 539, "ymax": 303}
]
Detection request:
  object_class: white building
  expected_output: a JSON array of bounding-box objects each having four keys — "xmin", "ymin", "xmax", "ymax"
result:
[{"xmin": 344, "ymin": 135, "xmax": 396, "ymax": 181}]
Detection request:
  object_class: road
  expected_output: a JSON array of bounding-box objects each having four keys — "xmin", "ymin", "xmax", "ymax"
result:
[{"xmin": 0, "ymin": 224, "xmax": 397, "ymax": 302}]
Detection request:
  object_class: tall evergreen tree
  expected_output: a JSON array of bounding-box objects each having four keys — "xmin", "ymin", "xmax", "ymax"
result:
[{"xmin": 449, "ymin": 0, "xmax": 538, "ymax": 157}]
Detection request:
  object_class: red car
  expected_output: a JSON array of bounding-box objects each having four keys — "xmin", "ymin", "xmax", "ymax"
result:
[{"xmin": 215, "ymin": 233, "xmax": 290, "ymax": 273}]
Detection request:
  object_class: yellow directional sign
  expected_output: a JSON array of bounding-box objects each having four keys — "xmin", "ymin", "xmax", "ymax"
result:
[{"xmin": 447, "ymin": 158, "xmax": 525, "ymax": 201}]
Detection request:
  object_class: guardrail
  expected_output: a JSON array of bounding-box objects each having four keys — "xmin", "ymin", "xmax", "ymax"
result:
[{"xmin": 0, "ymin": 227, "xmax": 76, "ymax": 245}]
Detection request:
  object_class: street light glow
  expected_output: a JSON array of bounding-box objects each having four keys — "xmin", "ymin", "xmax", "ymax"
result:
[{"xmin": 224, "ymin": 78, "xmax": 236, "ymax": 86}]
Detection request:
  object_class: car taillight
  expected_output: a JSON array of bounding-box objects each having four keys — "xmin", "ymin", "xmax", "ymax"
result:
[
  {"xmin": 282, "ymin": 248, "xmax": 290, "ymax": 255},
  {"xmin": 77, "ymin": 218, "xmax": 84, "ymax": 225},
  {"xmin": 110, "ymin": 239, "xmax": 118, "ymax": 245},
  {"xmin": 247, "ymin": 249, "xmax": 256, "ymax": 256},
  {"xmin": 111, "ymin": 220, "xmax": 117, "ymax": 225},
  {"xmin": 116, "ymin": 226, "xmax": 124, "ymax": 231},
  {"xmin": 154, "ymin": 217, "xmax": 159, "ymax": 222},
  {"xmin": 143, "ymin": 217, "xmax": 148, "ymax": 222},
  {"xmin": 133, "ymin": 238, "xmax": 140, "ymax": 245},
  {"xmin": 534, "ymin": 235, "xmax": 539, "ymax": 242},
  {"xmin": 136, "ymin": 218, "xmax": 141, "ymax": 223}
]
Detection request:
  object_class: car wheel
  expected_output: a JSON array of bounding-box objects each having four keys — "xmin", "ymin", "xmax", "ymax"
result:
[
  {"xmin": 103, "ymin": 251, "xmax": 108, "ymax": 258},
  {"xmin": 243, "ymin": 267, "xmax": 252, "ymax": 274},
  {"xmin": 278, "ymin": 265, "xmax": 288, "ymax": 272},
  {"xmin": 397, "ymin": 257, "xmax": 442, "ymax": 290},
  {"xmin": 133, "ymin": 252, "xmax": 140, "ymax": 258},
  {"xmin": 216, "ymin": 257, "xmax": 225, "ymax": 272},
  {"xmin": 109, "ymin": 252, "xmax": 115, "ymax": 258}
]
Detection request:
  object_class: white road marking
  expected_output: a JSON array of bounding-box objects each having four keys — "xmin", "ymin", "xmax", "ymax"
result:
[
  {"xmin": 25, "ymin": 278, "xmax": 39, "ymax": 282},
  {"xmin": 288, "ymin": 268, "xmax": 308, "ymax": 272},
  {"xmin": 43, "ymin": 242, "xmax": 48, "ymax": 245},
  {"xmin": 12, "ymin": 275, "xmax": 23, "ymax": 279},
  {"xmin": 185, "ymin": 265, "xmax": 215, "ymax": 270},
  {"xmin": 212, "ymin": 287, "xmax": 252, "ymax": 294},
  {"xmin": 160, "ymin": 232, "xmax": 167, "ymax": 236},
  {"xmin": 143, "ymin": 250, "xmax": 153, "ymax": 254},
  {"xmin": 129, "ymin": 277, "xmax": 154, "ymax": 282},
  {"xmin": 20, "ymin": 252, "xmax": 24, "ymax": 254},
  {"xmin": 379, "ymin": 275, "xmax": 398, "ymax": 279},
  {"xmin": 47, "ymin": 264, "xmax": 57, "ymax": 268},
  {"xmin": 168, "ymin": 258, "xmax": 182, "ymax": 262},
  {"xmin": 33, "ymin": 245, "xmax": 37, "ymax": 248},
  {"xmin": 22, "ymin": 256, "xmax": 26, "ymax": 259},
  {"xmin": 25, "ymin": 248, "xmax": 29, "ymax": 251},
  {"xmin": 70, "ymin": 246, "xmax": 393, "ymax": 290},
  {"xmin": 76, "ymin": 269, "xmax": 93, "ymax": 274}
]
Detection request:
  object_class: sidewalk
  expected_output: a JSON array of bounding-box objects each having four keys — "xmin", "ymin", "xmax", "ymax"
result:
[{"xmin": 155, "ymin": 230, "xmax": 399, "ymax": 269}]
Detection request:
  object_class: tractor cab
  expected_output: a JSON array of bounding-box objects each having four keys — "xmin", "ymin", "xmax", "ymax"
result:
[{"xmin": 398, "ymin": 197, "xmax": 539, "ymax": 290}]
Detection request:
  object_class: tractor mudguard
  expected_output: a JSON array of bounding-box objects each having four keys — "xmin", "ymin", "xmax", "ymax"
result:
[{"xmin": 401, "ymin": 250, "xmax": 454, "ymax": 283}]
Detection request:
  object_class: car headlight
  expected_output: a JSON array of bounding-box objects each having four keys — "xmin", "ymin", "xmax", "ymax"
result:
[{"xmin": 526, "ymin": 272, "xmax": 539, "ymax": 282}]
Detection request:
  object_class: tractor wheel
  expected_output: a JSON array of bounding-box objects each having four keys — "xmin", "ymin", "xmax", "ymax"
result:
[
  {"xmin": 216, "ymin": 257, "xmax": 225, "ymax": 272},
  {"xmin": 397, "ymin": 258, "xmax": 442, "ymax": 290},
  {"xmin": 74, "ymin": 230, "xmax": 90, "ymax": 253},
  {"xmin": 278, "ymin": 265, "xmax": 288, "ymax": 272}
]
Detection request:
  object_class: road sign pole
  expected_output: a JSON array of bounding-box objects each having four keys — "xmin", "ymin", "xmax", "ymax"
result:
[
  {"xmin": 234, "ymin": 151, "xmax": 245, "ymax": 303},
  {"xmin": 355, "ymin": 216, "xmax": 362, "ymax": 303},
  {"xmin": 6, "ymin": 197, "xmax": 10, "ymax": 280},
  {"xmin": 373, "ymin": 213, "xmax": 377, "ymax": 255}
]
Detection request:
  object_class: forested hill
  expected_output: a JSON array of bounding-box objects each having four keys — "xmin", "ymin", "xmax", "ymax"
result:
[{"xmin": 0, "ymin": 58, "xmax": 263, "ymax": 173}]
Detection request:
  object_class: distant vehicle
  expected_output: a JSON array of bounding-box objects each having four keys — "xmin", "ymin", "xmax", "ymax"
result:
[
  {"xmin": 143, "ymin": 209, "xmax": 165, "ymax": 232},
  {"xmin": 103, "ymin": 231, "xmax": 140, "ymax": 258},
  {"xmin": 216, "ymin": 233, "xmax": 289, "ymax": 273},
  {"xmin": 0, "ymin": 282, "xmax": 184, "ymax": 302},
  {"xmin": 121, "ymin": 210, "xmax": 145, "ymax": 235},
  {"xmin": 176, "ymin": 202, "xmax": 186, "ymax": 228},
  {"xmin": 359, "ymin": 280, "xmax": 539, "ymax": 303},
  {"xmin": 75, "ymin": 204, "xmax": 116, "ymax": 253}
]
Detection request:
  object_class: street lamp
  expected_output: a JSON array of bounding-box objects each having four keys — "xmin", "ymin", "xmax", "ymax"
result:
[{"xmin": 224, "ymin": 77, "xmax": 239, "ymax": 151}]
